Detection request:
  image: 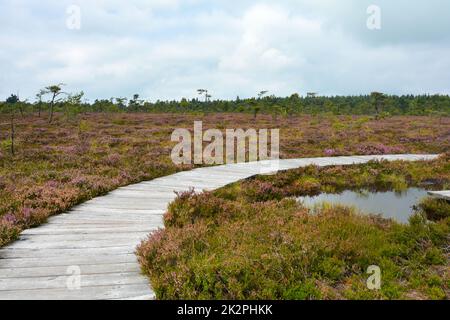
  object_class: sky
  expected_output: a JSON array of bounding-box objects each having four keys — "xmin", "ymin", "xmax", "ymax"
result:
[{"xmin": 1, "ymin": 0, "xmax": 449, "ymax": 102}]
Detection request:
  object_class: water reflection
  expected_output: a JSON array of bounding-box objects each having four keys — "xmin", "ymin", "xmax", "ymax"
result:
[{"xmin": 298, "ymin": 188, "xmax": 429, "ymax": 223}]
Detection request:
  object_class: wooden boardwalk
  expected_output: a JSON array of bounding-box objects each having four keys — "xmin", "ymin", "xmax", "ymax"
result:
[
  {"xmin": 428, "ymin": 190, "xmax": 450, "ymax": 201},
  {"xmin": 0, "ymin": 154, "xmax": 439, "ymax": 300}
]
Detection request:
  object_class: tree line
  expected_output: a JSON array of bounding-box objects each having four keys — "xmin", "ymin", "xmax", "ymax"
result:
[
  {"xmin": 1, "ymin": 87, "xmax": 449, "ymax": 120},
  {"xmin": 1, "ymin": 86, "xmax": 448, "ymax": 158}
]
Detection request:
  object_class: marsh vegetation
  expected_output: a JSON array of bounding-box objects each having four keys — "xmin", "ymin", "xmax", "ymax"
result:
[{"xmin": 137, "ymin": 157, "xmax": 450, "ymax": 300}]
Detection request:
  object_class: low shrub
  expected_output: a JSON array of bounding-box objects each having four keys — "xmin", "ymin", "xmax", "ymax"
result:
[
  {"xmin": 138, "ymin": 195, "xmax": 449, "ymax": 300},
  {"xmin": 416, "ymin": 198, "xmax": 450, "ymax": 222}
]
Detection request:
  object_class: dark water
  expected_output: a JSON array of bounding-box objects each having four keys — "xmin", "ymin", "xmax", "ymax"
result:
[{"xmin": 298, "ymin": 188, "xmax": 430, "ymax": 223}]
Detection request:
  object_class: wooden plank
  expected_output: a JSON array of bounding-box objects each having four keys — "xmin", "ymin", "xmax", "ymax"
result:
[
  {"xmin": 68, "ymin": 208, "xmax": 165, "ymax": 215},
  {"xmin": 428, "ymin": 191, "xmax": 450, "ymax": 201},
  {"xmin": 6, "ymin": 238, "xmax": 146, "ymax": 250},
  {"xmin": 74, "ymin": 203, "xmax": 168, "ymax": 210},
  {"xmin": 0, "ymin": 263, "xmax": 140, "ymax": 278},
  {"xmin": 0, "ymin": 283, "xmax": 153, "ymax": 300},
  {"xmin": 16, "ymin": 233, "xmax": 151, "ymax": 243},
  {"xmin": 0, "ymin": 254, "xmax": 138, "ymax": 269},
  {"xmin": 113, "ymin": 294, "xmax": 155, "ymax": 300},
  {"xmin": 44, "ymin": 215, "xmax": 163, "ymax": 225},
  {"xmin": 46, "ymin": 219, "xmax": 162, "ymax": 225},
  {"xmin": 0, "ymin": 246, "xmax": 135, "ymax": 259},
  {"xmin": 0, "ymin": 272, "xmax": 149, "ymax": 291}
]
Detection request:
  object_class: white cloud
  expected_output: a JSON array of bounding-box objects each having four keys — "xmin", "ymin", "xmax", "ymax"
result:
[{"xmin": 0, "ymin": 0, "xmax": 449, "ymax": 101}]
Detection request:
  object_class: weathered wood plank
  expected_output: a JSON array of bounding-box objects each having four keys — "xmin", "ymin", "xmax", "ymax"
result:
[
  {"xmin": 0, "ymin": 263, "xmax": 140, "ymax": 278},
  {"xmin": 0, "ymin": 246, "xmax": 134, "ymax": 259},
  {"xmin": 0, "ymin": 254, "xmax": 138, "ymax": 268},
  {"xmin": 6, "ymin": 238, "xmax": 147, "ymax": 250},
  {"xmin": 0, "ymin": 272, "xmax": 149, "ymax": 291},
  {"xmin": 20, "ymin": 226, "xmax": 158, "ymax": 236},
  {"xmin": 17, "ymin": 233, "xmax": 151, "ymax": 242},
  {"xmin": 428, "ymin": 191, "xmax": 450, "ymax": 201},
  {"xmin": 0, "ymin": 283, "xmax": 153, "ymax": 300}
]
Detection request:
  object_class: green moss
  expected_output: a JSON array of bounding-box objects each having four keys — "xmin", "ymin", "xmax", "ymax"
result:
[
  {"xmin": 426, "ymin": 286, "xmax": 446, "ymax": 300},
  {"xmin": 316, "ymin": 257, "xmax": 346, "ymax": 281},
  {"xmin": 283, "ymin": 280, "xmax": 322, "ymax": 300}
]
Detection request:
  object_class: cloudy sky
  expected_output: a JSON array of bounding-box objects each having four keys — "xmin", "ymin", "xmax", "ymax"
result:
[{"xmin": 1, "ymin": 0, "xmax": 449, "ymax": 101}]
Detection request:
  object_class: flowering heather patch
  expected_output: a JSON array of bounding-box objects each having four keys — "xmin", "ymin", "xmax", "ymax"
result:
[
  {"xmin": 138, "ymin": 158, "xmax": 450, "ymax": 300},
  {"xmin": 0, "ymin": 113, "xmax": 449, "ymax": 246},
  {"xmin": 356, "ymin": 143, "xmax": 406, "ymax": 155}
]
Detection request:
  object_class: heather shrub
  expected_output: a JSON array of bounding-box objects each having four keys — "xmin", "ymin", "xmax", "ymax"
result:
[
  {"xmin": 0, "ymin": 217, "xmax": 21, "ymax": 246},
  {"xmin": 241, "ymin": 181, "xmax": 286, "ymax": 202},
  {"xmin": 164, "ymin": 190, "xmax": 241, "ymax": 228},
  {"xmin": 291, "ymin": 176, "xmax": 322, "ymax": 195},
  {"xmin": 103, "ymin": 153, "xmax": 121, "ymax": 166},
  {"xmin": 138, "ymin": 157, "xmax": 449, "ymax": 300},
  {"xmin": 0, "ymin": 112, "xmax": 448, "ymax": 249},
  {"xmin": 357, "ymin": 143, "xmax": 405, "ymax": 155},
  {"xmin": 138, "ymin": 197, "xmax": 449, "ymax": 300}
]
